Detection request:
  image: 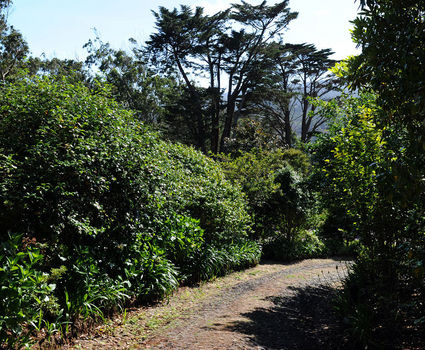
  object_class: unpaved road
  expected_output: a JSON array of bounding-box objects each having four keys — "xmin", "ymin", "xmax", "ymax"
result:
[{"xmin": 69, "ymin": 259, "xmax": 351, "ymax": 350}]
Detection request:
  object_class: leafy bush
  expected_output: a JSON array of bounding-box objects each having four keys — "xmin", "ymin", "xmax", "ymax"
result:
[
  {"xmin": 0, "ymin": 76, "xmax": 254, "ymax": 342},
  {"xmin": 312, "ymin": 90, "xmax": 425, "ymax": 346},
  {"xmin": 262, "ymin": 230, "xmax": 325, "ymax": 261},
  {"xmin": 219, "ymin": 148, "xmax": 310, "ymax": 240},
  {"xmin": 165, "ymin": 143, "xmax": 252, "ymax": 245},
  {"xmin": 269, "ymin": 166, "xmax": 309, "ymax": 241},
  {"xmin": 219, "ymin": 147, "xmax": 323, "ymax": 263},
  {"xmin": 0, "ymin": 233, "xmax": 56, "ymax": 348},
  {"xmin": 339, "ymin": 2, "xmax": 425, "ymax": 344},
  {"xmin": 309, "ymin": 93, "xmax": 380, "ymax": 254},
  {"xmin": 222, "ymin": 118, "xmax": 279, "ymax": 155}
]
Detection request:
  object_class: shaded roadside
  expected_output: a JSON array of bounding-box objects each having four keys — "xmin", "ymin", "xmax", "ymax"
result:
[
  {"xmin": 224, "ymin": 284, "xmax": 352, "ymax": 350},
  {"xmin": 142, "ymin": 260, "xmax": 351, "ymax": 350}
]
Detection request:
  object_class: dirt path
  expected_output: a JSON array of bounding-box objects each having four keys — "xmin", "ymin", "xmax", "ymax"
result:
[{"xmin": 68, "ymin": 259, "xmax": 351, "ymax": 350}]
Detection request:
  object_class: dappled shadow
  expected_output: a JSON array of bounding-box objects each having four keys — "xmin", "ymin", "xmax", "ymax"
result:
[{"xmin": 222, "ymin": 284, "xmax": 352, "ymax": 350}]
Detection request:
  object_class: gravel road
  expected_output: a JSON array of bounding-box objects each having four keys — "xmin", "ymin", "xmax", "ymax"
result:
[{"xmin": 68, "ymin": 259, "xmax": 352, "ymax": 350}]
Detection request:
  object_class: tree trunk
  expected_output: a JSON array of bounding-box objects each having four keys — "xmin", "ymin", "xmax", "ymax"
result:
[
  {"xmin": 211, "ymin": 105, "xmax": 220, "ymax": 153},
  {"xmin": 284, "ymin": 109, "xmax": 292, "ymax": 147},
  {"xmin": 220, "ymin": 98, "xmax": 236, "ymax": 151}
]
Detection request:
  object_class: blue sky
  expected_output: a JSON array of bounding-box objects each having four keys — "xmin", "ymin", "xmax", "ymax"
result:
[{"xmin": 7, "ymin": 0, "xmax": 361, "ymax": 61}]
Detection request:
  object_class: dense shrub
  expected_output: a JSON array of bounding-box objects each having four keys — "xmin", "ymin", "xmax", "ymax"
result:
[
  {"xmin": 219, "ymin": 148, "xmax": 310, "ymax": 241},
  {"xmin": 312, "ymin": 90, "xmax": 425, "ymax": 346},
  {"xmin": 309, "ymin": 94, "xmax": 374, "ymax": 254},
  {"xmin": 262, "ymin": 230, "xmax": 325, "ymax": 261},
  {"xmin": 218, "ymin": 147, "xmax": 327, "ymax": 262},
  {"xmin": 221, "ymin": 118, "xmax": 279, "ymax": 155},
  {"xmin": 340, "ymin": 2, "xmax": 425, "ymax": 344},
  {"xmin": 0, "ymin": 76, "xmax": 256, "ymax": 345}
]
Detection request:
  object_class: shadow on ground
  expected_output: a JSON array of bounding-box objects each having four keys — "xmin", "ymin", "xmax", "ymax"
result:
[{"xmin": 223, "ymin": 284, "xmax": 352, "ymax": 350}]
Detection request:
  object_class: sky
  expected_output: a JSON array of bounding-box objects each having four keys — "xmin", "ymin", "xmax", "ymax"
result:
[{"xmin": 7, "ymin": 0, "xmax": 361, "ymax": 61}]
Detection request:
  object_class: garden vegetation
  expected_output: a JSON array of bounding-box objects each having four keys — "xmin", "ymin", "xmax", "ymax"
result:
[
  {"xmin": 1, "ymin": 0, "xmax": 425, "ymax": 348},
  {"xmin": 0, "ymin": 77, "xmax": 258, "ymax": 347}
]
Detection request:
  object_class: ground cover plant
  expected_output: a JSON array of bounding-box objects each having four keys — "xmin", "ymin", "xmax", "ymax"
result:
[{"xmin": 0, "ymin": 76, "xmax": 258, "ymax": 347}]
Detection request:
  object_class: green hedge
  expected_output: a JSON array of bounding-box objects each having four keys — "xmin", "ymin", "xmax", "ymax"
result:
[
  {"xmin": 0, "ymin": 76, "xmax": 256, "ymax": 346},
  {"xmin": 219, "ymin": 148, "xmax": 310, "ymax": 240}
]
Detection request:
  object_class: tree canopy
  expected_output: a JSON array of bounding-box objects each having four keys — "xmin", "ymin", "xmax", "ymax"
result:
[{"xmin": 146, "ymin": 1, "xmax": 302, "ymax": 152}]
